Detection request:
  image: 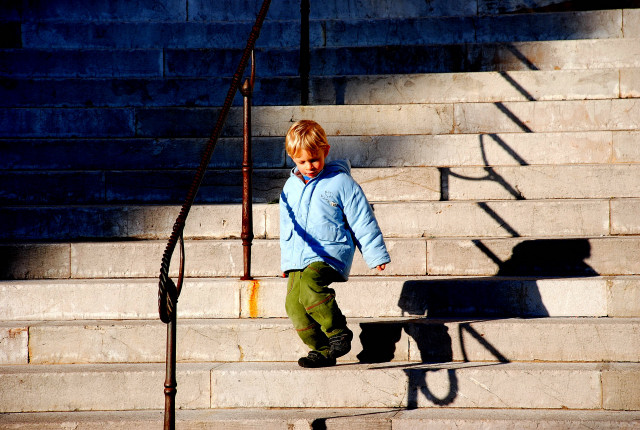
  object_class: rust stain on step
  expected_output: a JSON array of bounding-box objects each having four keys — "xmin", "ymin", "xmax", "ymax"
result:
[{"xmin": 249, "ymin": 280, "xmax": 261, "ymax": 318}]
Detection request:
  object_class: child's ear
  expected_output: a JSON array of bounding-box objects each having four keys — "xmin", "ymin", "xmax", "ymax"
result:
[{"xmin": 325, "ymin": 145, "xmax": 331, "ymax": 156}]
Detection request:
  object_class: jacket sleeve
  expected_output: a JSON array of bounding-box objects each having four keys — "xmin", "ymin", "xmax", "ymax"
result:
[
  {"xmin": 341, "ymin": 179, "xmax": 390, "ymax": 269},
  {"xmin": 279, "ymin": 184, "xmax": 295, "ymax": 272}
]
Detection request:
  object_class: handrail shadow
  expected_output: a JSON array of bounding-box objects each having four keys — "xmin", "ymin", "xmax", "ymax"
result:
[{"xmin": 354, "ymin": 236, "xmax": 597, "ymax": 407}]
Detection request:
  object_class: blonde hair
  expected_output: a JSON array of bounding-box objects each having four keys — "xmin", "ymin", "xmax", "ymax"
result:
[{"xmin": 285, "ymin": 120, "xmax": 330, "ymax": 157}]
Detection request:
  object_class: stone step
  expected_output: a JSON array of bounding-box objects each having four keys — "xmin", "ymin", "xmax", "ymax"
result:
[
  {"xmin": 2, "ymin": 98, "xmax": 639, "ymax": 139},
  {"xmin": 311, "ymin": 68, "xmax": 637, "ymax": 105},
  {"xmin": 210, "ymin": 361, "xmax": 640, "ymax": 409},
  {"xmin": 4, "ymin": 317, "xmax": 640, "ymax": 366},
  {"xmin": 1, "ymin": 198, "xmax": 635, "ymax": 240},
  {"xmin": 19, "ymin": 9, "xmax": 632, "ymax": 49},
  {"xmin": 133, "ymin": 99, "xmax": 640, "ymax": 138},
  {"xmin": 4, "ymin": 38, "xmax": 640, "ymax": 80},
  {"xmin": 0, "ymin": 362, "xmax": 210, "ymax": 413},
  {"xmin": 2, "ymin": 130, "xmax": 635, "ymax": 171},
  {"xmin": 5, "ymin": 68, "xmax": 637, "ymax": 107},
  {"xmin": 4, "ymin": 236, "xmax": 640, "ymax": 279},
  {"xmin": 0, "ymin": 361, "xmax": 638, "ymax": 412},
  {"xmin": 165, "ymin": 39, "xmax": 640, "ymax": 79},
  {"xmin": 7, "ymin": 0, "xmax": 636, "ymax": 23},
  {"xmin": 481, "ymin": 1, "xmax": 640, "ymax": 15},
  {"xmin": 3, "ymin": 408, "xmax": 640, "ymax": 430},
  {"xmin": 5, "ymin": 0, "xmax": 475, "ymax": 23},
  {"xmin": 3, "ymin": 163, "xmax": 640, "ymax": 205},
  {"xmin": 428, "ymin": 237, "xmax": 640, "ymax": 276},
  {"xmin": 303, "ymin": 37, "xmax": 640, "ymax": 76},
  {"xmin": 2, "ymin": 276, "xmax": 639, "ymax": 321}
]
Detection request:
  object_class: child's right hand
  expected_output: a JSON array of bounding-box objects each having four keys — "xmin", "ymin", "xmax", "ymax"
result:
[{"xmin": 376, "ymin": 264, "xmax": 386, "ymax": 271}]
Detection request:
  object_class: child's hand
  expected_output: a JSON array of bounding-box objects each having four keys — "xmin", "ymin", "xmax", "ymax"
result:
[{"xmin": 376, "ymin": 264, "xmax": 386, "ymax": 271}]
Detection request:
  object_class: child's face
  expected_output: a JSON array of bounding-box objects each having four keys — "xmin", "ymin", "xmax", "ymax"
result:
[{"xmin": 291, "ymin": 148, "xmax": 328, "ymax": 179}]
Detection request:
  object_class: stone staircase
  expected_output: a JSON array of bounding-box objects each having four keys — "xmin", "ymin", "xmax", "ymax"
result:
[{"xmin": 2, "ymin": 0, "xmax": 640, "ymax": 428}]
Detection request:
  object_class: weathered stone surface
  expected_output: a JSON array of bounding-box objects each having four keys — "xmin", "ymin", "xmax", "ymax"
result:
[
  {"xmin": 0, "ymin": 205, "xmax": 271, "ymax": 241},
  {"xmin": 0, "ymin": 172, "xmax": 106, "ymax": 205},
  {"xmin": 0, "ymin": 363, "xmax": 211, "ymax": 412},
  {"xmin": 352, "ymin": 168, "xmax": 441, "ymax": 202},
  {"xmin": 0, "ymin": 243, "xmax": 70, "ymax": 279},
  {"xmin": 0, "ymin": 279, "xmax": 239, "ymax": 321},
  {"xmin": 455, "ymin": 99, "xmax": 640, "ymax": 134},
  {"xmin": 611, "ymin": 198, "xmax": 640, "ymax": 235},
  {"xmin": 3, "ymin": 274, "xmax": 625, "ymax": 321},
  {"xmin": 478, "ymin": 0, "xmax": 608, "ymax": 14},
  {"xmin": 328, "ymin": 131, "xmax": 614, "ymax": 167},
  {"xmin": 612, "ymin": 131, "xmax": 640, "ymax": 162},
  {"xmin": 27, "ymin": 319, "xmax": 303, "ymax": 364},
  {"xmin": 475, "ymin": 38, "xmax": 640, "ymax": 71},
  {"xmin": 623, "ymin": 9, "xmax": 640, "ymax": 38},
  {"xmin": 445, "ymin": 165, "xmax": 640, "ymax": 200},
  {"xmin": 210, "ymin": 362, "xmax": 604, "ymax": 409},
  {"xmin": 22, "ymin": 21, "xmax": 301, "ymax": 49},
  {"xmin": 3, "ymin": 408, "xmax": 640, "ymax": 430},
  {"xmin": 69, "ymin": 239, "xmax": 425, "ymax": 279},
  {"xmin": 26, "ymin": 315, "xmax": 632, "ymax": 365},
  {"xmin": 0, "ymin": 408, "xmax": 396, "ymax": 430},
  {"xmin": 436, "ymin": 318, "xmax": 640, "ymax": 363},
  {"xmin": 135, "ymin": 104, "xmax": 454, "ymax": 138},
  {"xmin": 239, "ymin": 275, "xmax": 612, "ymax": 318},
  {"xmin": 20, "ymin": 0, "xmax": 186, "ymax": 22},
  {"xmin": 0, "ymin": 325, "xmax": 28, "ymax": 365},
  {"xmin": 608, "ymin": 277, "xmax": 640, "ymax": 317},
  {"xmin": 0, "ymin": 137, "xmax": 285, "ymax": 170},
  {"xmin": 328, "ymin": 70, "xmax": 619, "ymax": 105},
  {"xmin": 393, "ymin": 409, "xmax": 640, "ymax": 430},
  {"xmin": 477, "ymin": 10, "xmax": 623, "ymax": 42},
  {"xmin": 621, "ymin": 69, "xmax": 640, "ymax": 99},
  {"xmin": 603, "ymin": 364, "xmax": 640, "ymax": 411},
  {"xmin": 374, "ymin": 200, "xmax": 609, "ymax": 238},
  {"xmin": 427, "ymin": 237, "xmax": 640, "ymax": 277},
  {"xmin": 27, "ymin": 318, "xmax": 410, "ymax": 364},
  {"xmin": 309, "ymin": 39, "xmax": 640, "ymax": 76},
  {"xmin": 0, "ymin": 50, "xmax": 161, "ymax": 78}
]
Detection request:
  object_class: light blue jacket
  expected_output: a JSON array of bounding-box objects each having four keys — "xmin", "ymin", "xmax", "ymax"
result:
[{"xmin": 280, "ymin": 160, "xmax": 390, "ymax": 280}]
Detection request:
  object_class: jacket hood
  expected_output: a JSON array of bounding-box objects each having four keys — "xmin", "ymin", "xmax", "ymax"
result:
[{"xmin": 290, "ymin": 159, "xmax": 351, "ymax": 178}]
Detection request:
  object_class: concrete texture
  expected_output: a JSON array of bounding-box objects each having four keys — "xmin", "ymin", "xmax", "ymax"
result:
[
  {"xmin": 13, "ymin": 317, "xmax": 640, "ymax": 366},
  {"xmin": 2, "ymin": 409, "xmax": 640, "ymax": 429},
  {"xmin": 210, "ymin": 362, "xmax": 611, "ymax": 409},
  {"xmin": 0, "ymin": 363, "xmax": 212, "ymax": 412}
]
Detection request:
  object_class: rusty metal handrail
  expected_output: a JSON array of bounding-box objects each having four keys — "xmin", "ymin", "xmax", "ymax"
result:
[
  {"xmin": 299, "ymin": 0, "xmax": 310, "ymax": 105},
  {"xmin": 157, "ymin": 1, "xmax": 271, "ymax": 428},
  {"xmin": 240, "ymin": 51, "xmax": 256, "ymax": 280}
]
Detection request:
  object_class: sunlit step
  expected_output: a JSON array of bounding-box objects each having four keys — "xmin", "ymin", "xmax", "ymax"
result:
[
  {"xmin": 2, "ymin": 408, "xmax": 640, "ymax": 430},
  {"xmin": 4, "ymin": 317, "xmax": 640, "ymax": 365},
  {"xmin": 2, "ymin": 276, "xmax": 639, "ymax": 321},
  {"xmin": 3, "ymin": 236, "xmax": 640, "ymax": 279},
  {"xmin": 1, "ymin": 362, "xmax": 638, "ymax": 412}
]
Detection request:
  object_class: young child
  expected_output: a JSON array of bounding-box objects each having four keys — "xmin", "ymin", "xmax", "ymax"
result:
[{"xmin": 280, "ymin": 120, "xmax": 390, "ymax": 368}]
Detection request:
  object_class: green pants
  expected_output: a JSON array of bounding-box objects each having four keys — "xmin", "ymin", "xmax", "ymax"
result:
[{"xmin": 285, "ymin": 261, "xmax": 348, "ymax": 356}]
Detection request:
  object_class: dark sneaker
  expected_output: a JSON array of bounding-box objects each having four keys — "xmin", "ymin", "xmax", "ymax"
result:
[
  {"xmin": 328, "ymin": 327, "xmax": 353, "ymax": 359},
  {"xmin": 298, "ymin": 350, "xmax": 336, "ymax": 368}
]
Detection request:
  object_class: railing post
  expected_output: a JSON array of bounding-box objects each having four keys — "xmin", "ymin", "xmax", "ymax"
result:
[
  {"xmin": 300, "ymin": 0, "xmax": 310, "ymax": 105},
  {"xmin": 240, "ymin": 76, "xmax": 254, "ymax": 280},
  {"xmin": 163, "ymin": 312, "xmax": 177, "ymax": 430}
]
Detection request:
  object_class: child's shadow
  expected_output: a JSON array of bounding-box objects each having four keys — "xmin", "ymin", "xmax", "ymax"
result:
[{"xmin": 356, "ymin": 238, "xmax": 598, "ymax": 407}]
